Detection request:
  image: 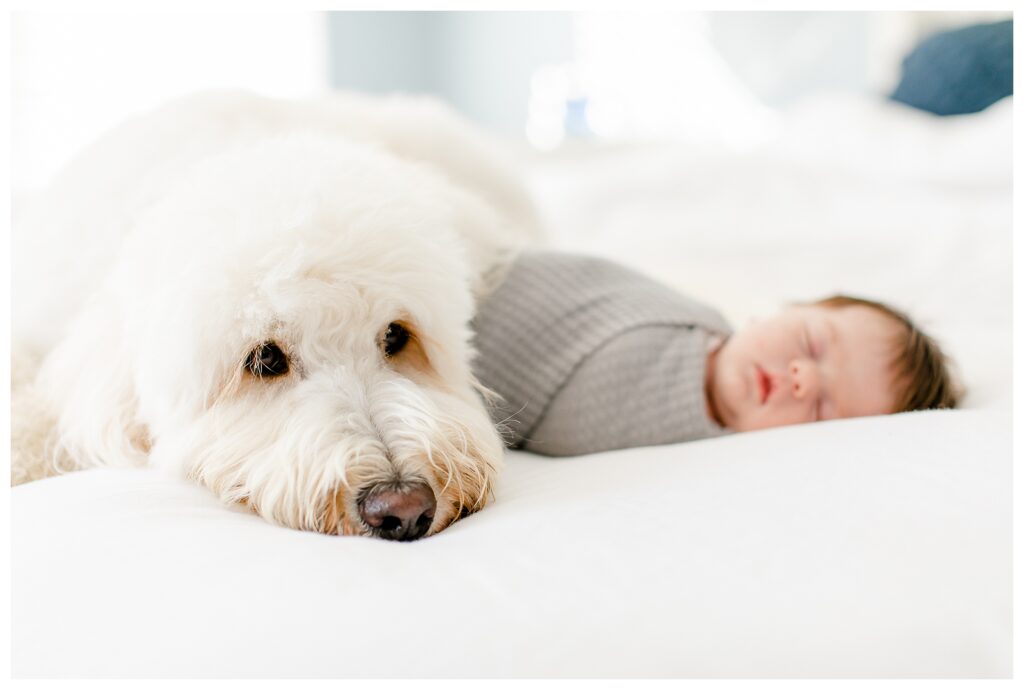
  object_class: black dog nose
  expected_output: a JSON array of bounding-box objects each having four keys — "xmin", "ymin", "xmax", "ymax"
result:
[{"xmin": 358, "ymin": 483, "xmax": 436, "ymax": 541}]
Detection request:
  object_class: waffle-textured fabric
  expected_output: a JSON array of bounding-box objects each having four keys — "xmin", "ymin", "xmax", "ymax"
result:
[{"xmin": 470, "ymin": 251, "xmax": 733, "ymax": 456}]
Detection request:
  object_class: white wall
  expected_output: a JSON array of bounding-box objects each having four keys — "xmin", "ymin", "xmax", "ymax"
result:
[{"xmin": 12, "ymin": 12, "xmax": 329, "ymax": 193}]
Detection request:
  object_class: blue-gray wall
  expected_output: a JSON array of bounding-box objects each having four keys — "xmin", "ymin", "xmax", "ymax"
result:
[{"xmin": 328, "ymin": 12, "xmax": 574, "ymax": 137}]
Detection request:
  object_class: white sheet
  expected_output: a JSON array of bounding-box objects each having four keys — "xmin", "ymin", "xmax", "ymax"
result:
[
  {"xmin": 11, "ymin": 93, "xmax": 1013, "ymax": 678},
  {"xmin": 12, "ymin": 409, "xmax": 1010, "ymax": 678}
]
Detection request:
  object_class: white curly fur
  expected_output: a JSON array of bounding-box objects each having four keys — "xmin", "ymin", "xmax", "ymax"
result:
[{"xmin": 11, "ymin": 90, "xmax": 539, "ymax": 537}]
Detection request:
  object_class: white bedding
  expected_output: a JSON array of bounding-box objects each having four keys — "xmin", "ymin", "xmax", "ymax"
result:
[
  {"xmin": 12, "ymin": 410, "xmax": 1011, "ymax": 677},
  {"xmin": 11, "ymin": 93, "xmax": 1013, "ymax": 678}
]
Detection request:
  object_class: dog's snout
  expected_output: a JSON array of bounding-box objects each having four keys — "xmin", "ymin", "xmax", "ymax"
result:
[{"xmin": 358, "ymin": 483, "xmax": 436, "ymax": 541}]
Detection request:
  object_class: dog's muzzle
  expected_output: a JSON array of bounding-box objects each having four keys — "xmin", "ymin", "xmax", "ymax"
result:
[{"xmin": 357, "ymin": 482, "xmax": 436, "ymax": 541}]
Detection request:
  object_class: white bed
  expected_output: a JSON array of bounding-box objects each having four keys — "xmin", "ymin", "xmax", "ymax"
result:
[{"xmin": 11, "ymin": 93, "xmax": 1012, "ymax": 678}]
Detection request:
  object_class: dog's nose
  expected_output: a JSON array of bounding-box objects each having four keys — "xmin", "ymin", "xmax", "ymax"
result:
[{"xmin": 358, "ymin": 483, "xmax": 436, "ymax": 541}]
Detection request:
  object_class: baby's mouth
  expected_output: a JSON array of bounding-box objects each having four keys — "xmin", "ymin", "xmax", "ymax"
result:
[{"xmin": 756, "ymin": 365, "xmax": 773, "ymax": 404}]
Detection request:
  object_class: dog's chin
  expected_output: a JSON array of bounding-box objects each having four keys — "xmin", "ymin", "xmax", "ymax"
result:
[
  {"xmin": 328, "ymin": 490, "xmax": 478, "ymax": 539},
  {"xmin": 320, "ymin": 477, "xmax": 481, "ymax": 539},
  {"xmin": 330, "ymin": 433, "xmax": 502, "ymax": 540}
]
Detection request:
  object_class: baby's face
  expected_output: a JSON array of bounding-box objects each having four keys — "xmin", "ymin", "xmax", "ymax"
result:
[{"xmin": 707, "ymin": 304, "xmax": 901, "ymax": 431}]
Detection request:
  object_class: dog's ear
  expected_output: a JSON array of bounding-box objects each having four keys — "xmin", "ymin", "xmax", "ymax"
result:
[
  {"xmin": 442, "ymin": 185, "xmax": 529, "ymax": 301},
  {"xmin": 34, "ymin": 298, "xmax": 152, "ymax": 471}
]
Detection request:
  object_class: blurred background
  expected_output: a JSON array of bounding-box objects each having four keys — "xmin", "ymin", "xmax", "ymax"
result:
[
  {"xmin": 10, "ymin": 10, "xmax": 1014, "ymax": 408},
  {"xmin": 12, "ymin": 10, "xmax": 1011, "ymax": 193}
]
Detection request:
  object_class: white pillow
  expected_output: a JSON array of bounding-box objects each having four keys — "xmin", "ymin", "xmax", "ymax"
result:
[{"xmin": 12, "ymin": 408, "xmax": 1010, "ymax": 678}]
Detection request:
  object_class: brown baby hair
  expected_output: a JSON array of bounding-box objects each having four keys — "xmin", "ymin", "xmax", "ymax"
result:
[{"xmin": 813, "ymin": 295, "xmax": 962, "ymax": 412}]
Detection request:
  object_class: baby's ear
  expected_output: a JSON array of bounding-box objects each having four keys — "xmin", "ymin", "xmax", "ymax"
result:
[{"xmin": 35, "ymin": 298, "xmax": 151, "ymax": 469}]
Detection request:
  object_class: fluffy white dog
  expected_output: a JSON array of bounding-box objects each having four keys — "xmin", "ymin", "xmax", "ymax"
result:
[{"xmin": 12, "ymin": 90, "xmax": 540, "ymax": 541}]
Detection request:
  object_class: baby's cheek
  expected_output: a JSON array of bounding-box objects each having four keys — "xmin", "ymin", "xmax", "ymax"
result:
[{"xmin": 741, "ymin": 406, "xmax": 802, "ymax": 432}]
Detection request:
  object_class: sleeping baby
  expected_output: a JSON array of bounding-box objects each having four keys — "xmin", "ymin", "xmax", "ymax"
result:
[{"xmin": 470, "ymin": 250, "xmax": 960, "ymax": 456}]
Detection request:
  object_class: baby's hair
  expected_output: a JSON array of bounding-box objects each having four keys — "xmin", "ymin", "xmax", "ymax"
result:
[{"xmin": 812, "ymin": 295, "xmax": 962, "ymax": 412}]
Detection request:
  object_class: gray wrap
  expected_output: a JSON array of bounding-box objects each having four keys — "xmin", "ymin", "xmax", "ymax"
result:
[{"xmin": 470, "ymin": 251, "xmax": 733, "ymax": 456}]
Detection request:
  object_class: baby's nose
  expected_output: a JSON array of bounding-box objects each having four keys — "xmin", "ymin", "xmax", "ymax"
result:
[{"xmin": 789, "ymin": 360, "xmax": 817, "ymax": 400}]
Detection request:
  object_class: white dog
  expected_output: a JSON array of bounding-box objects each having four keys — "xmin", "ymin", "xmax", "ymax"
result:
[{"xmin": 12, "ymin": 90, "xmax": 540, "ymax": 540}]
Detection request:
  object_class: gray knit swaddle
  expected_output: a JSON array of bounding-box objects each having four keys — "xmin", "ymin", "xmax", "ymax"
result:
[{"xmin": 470, "ymin": 251, "xmax": 733, "ymax": 456}]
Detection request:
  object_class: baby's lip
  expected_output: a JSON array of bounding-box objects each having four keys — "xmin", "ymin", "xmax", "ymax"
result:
[{"xmin": 755, "ymin": 365, "xmax": 773, "ymax": 404}]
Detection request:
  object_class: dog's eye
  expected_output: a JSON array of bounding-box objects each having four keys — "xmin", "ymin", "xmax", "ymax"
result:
[
  {"xmin": 382, "ymin": 322, "xmax": 410, "ymax": 358},
  {"xmin": 245, "ymin": 342, "xmax": 289, "ymax": 378}
]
